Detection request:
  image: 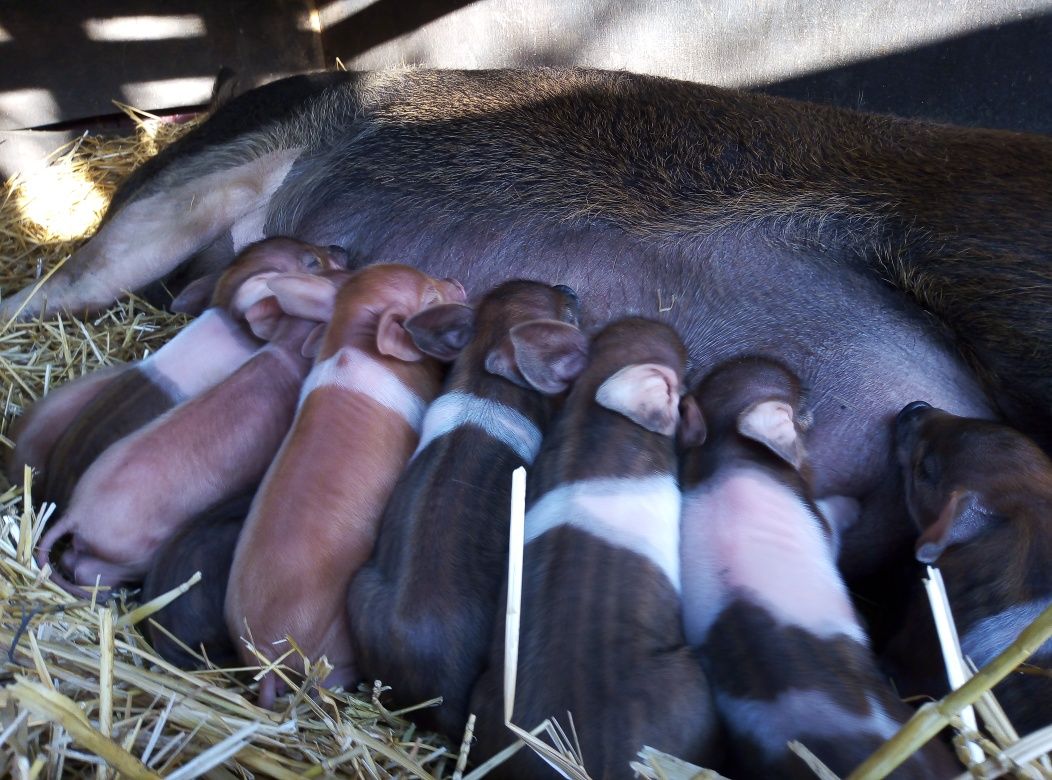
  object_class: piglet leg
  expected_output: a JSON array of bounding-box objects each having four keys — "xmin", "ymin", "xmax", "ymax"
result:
[{"xmin": 2, "ymin": 149, "xmax": 302, "ymax": 319}]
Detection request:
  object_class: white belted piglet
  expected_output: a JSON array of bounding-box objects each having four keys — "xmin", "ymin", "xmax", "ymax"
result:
[
  {"xmin": 470, "ymin": 317, "xmax": 716, "ymax": 779},
  {"xmin": 679, "ymin": 358, "xmax": 956, "ymax": 779},
  {"xmin": 225, "ymin": 263, "xmax": 467, "ymax": 706},
  {"xmin": 348, "ymin": 279, "xmax": 587, "ymax": 737}
]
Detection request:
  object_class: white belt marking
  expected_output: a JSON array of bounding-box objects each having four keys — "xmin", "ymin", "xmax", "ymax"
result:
[
  {"xmin": 300, "ymin": 347, "xmax": 426, "ymax": 428},
  {"xmin": 412, "ymin": 390, "xmax": 543, "ymax": 463},
  {"xmin": 525, "ymin": 475, "xmax": 681, "ymax": 591}
]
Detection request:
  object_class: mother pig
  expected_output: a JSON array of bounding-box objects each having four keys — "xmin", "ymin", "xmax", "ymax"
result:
[{"xmin": 3, "ymin": 68, "xmax": 1049, "ymax": 575}]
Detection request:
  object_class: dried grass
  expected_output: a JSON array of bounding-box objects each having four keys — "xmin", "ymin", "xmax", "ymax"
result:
[{"xmin": 0, "ymin": 102, "xmax": 1050, "ymax": 780}]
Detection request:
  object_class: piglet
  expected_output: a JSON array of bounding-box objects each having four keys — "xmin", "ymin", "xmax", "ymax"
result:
[
  {"xmin": 10, "ymin": 237, "xmax": 346, "ymax": 508},
  {"xmin": 34, "ymin": 274, "xmax": 345, "ymax": 593},
  {"xmin": 348, "ymin": 280, "xmax": 587, "ymax": 737},
  {"xmin": 884, "ymin": 402, "xmax": 1052, "ymax": 734},
  {"xmin": 225, "ymin": 264, "xmax": 467, "ymax": 706},
  {"xmin": 470, "ymin": 317, "xmax": 716, "ymax": 779},
  {"xmin": 680, "ymin": 358, "xmax": 956, "ymax": 779},
  {"xmin": 140, "ymin": 491, "xmax": 253, "ymax": 669}
]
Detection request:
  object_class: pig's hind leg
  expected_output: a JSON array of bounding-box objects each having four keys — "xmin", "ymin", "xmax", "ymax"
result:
[{"xmin": 2, "ymin": 148, "xmax": 303, "ymax": 319}]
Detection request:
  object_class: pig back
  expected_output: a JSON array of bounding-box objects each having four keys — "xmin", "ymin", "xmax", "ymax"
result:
[
  {"xmin": 140, "ymin": 492, "xmax": 252, "ymax": 669},
  {"xmin": 348, "ymin": 420, "xmax": 537, "ymax": 737},
  {"xmin": 227, "ymin": 386, "xmax": 421, "ymax": 678},
  {"xmin": 43, "ymin": 367, "xmax": 178, "ymax": 509},
  {"xmin": 471, "ymin": 524, "xmax": 714, "ymax": 780}
]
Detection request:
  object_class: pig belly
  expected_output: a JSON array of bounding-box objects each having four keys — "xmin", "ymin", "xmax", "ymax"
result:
[
  {"xmin": 284, "ymin": 194, "xmax": 993, "ymax": 569},
  {"xmin": 680, "ymin": 467, "xmax": 862, "ymax": 646}
]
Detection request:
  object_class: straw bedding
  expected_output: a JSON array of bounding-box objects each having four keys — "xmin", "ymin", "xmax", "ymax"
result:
[{"xmin": 0, "ymin": 106, "xmax": 1050, "ymax": 780}]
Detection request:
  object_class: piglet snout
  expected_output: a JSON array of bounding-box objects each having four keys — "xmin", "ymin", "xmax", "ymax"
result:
[
  {"xmin": 895, "ymin": 400, "xmax": 934, "ymax": 453},
  {"xmin": 441, "ymin": 277, "xmax": 467, "ymax": 302},
  {"xmin": 897, "ymin": 400, "xmax": 933, "ymax": 426},
  {"xmin": 326, "ymin": 245, "xmax": 350, "ymax": 267}
]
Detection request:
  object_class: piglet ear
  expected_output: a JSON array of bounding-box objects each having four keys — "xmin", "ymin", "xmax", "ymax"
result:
[
  {"xmin": 404, "ymin": 303, "xmax": 475, "ymax": 361},
  {"xmin": 171, "ymin": 273, "xmax": 220, "ymax": 315},
  {"xmin": 243, "ymin": 297, "xmax": 282, "ymax": 340},
  {"xmin": 266, "ymin": 273, "xmax": 339, "ymax": 322},
  {"xmin": 484, "ymin": 337, "xmax": 523, "ymax": 386},
  {"xmin": 509, "ymin": 320, "xmax": 589, "ymax": 394},
  {"xmin": 737, "ymin": 399, "xmax": 803, "ymax": 469},
  {"xmin": 915, "ymin": 490, "xmax": 994, "ymax": 564},
  {"xmin": 596, "ymin": 363, "xmax": 681, "ymax": 436},
  {"xmin": 678, "ymin": 395, "xmax": 707, "ymax": 449},
  {"xmin": 376, "ymin": 309, "xmax": 425, "ymax": 361},
  {"xmin": 301, "ymin": 324, "xmax": 326, "ymax": 359}
]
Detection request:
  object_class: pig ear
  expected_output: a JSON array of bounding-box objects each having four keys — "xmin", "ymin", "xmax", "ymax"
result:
[
  {"xmin": 301, "ymin": 324, "xmax": 326, "ymax": 359},
  {"xmin": 737, "ymin": 399, "xmax": 803, "ymax": 469},
  {"xmin": 915, "ymin": 490, "xmax": 994, "ymax": 564},
  {"xmin": 171, "ymin": 273, "xmax": 220, "ymax": 314},
  {"xmin": 243, "ymin": 297, "xmax": 282, "ymax": 340},
  {"xmin": 678, "ymin": 395, "xmax": 707, "ymax": 449},
  {"xmin": 484, "ymin": 337, "xmax": 524, "ymax": 386},
  {"xmin": 596, "ymin": 363, "xmax": 682, "ymax": 436},
  {"xmin": 508, "ymin": 320, "xmax": 589, "ymax": 394},
  {"xmin": 266, "ymin": 273, "xmax": 339, "ymax": 322},
  {"xmin": 404, "ymin": 303, "xmax": 475, "ymax": 361},
  {"xmin": 376, "ymin": 308, "xmax": 425, "ymax": 362}
]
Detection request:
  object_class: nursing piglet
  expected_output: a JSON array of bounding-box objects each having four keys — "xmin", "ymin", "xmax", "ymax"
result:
[
  {"xmin": 35, "ymin": 274, "xmax": 346, "ymax": 592},
  {"xmin": 140, "ymin": 491, "xmax": 253, "ymax": 669},
  {"xmin": 11, "ymin": 237, "xmax": 346, "ymax": 508},
  {"xmin": 348, "ymin": 280, "xmax": 587, "ymax": 737},
  {"xmin": 885, "ymin": 402, "xmax": 1052, "ymax": 734},
  {"xmin": 680, "ymin": 358, "xmax": 956, "ymax": 779},
  {"xmin": 225, "ymin": 264, "xmax": 466, "ymax": 706},
  {"xmin": 470, "ymin": 317, "xmax": 715, "ymax": 779}
]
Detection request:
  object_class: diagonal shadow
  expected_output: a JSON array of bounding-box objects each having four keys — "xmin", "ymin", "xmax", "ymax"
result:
[{"xmin": 757, "ymin": 12, "xmax": 1052, "ymax": 134}]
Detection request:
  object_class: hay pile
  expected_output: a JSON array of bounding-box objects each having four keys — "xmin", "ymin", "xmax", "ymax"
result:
[{"xmin": 1, "ymin": 105, "xmax": 1050, "ymax": 780}]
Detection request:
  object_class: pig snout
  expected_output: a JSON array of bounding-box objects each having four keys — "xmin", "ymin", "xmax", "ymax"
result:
[
  {"xmin": 894, "ymin": 400, "xmax": 935, "ymax": 463},
  {"xmin": 325, "ymin": 245, "xmax": 350, "ymax": 268},
  {"xmin": 896, "ymin": 400, "xmax": 933, "ymax": 433},
  {"xmin": 897, "ymin": 400, "xmax": 933, "ymax": 421}
]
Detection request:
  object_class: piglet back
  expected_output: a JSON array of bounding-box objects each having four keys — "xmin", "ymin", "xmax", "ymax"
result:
[
  {"xmin": 43, "ymin": 367, "xmax": 178, "ymax": 509},
  {"xmin": 140, "ymin": 492, "xmax": 253, "ymax": 669}
]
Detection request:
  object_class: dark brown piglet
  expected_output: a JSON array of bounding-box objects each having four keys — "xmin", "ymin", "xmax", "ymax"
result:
[
  {"xmin": 348, "ymin": 280, "xmax": 587, "ymax": 737},
  {"xmin": 225, "ymin": 265, "xmax": 466, "ymax": 707},
  {"xmin": 13, "ymin": 238, "xmax": 346, "ymax": 509},
  {"xmin": 680, "ymin": 358, "xmax": 956, "ymax": 779},
  {"xmin": 884, "ymin": 402, "xmax": 1052, "ymax": 734},
  {"xmin": 34, "ymin": 275, "xmax": 343, "ymax": 593},
  {"xmin": 140, "ymin": 492, "xmax": 254, "ymax": 669},
  {"xmin": 470, "ymin": 317, "xmax": 716, "ymax": 780}
]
